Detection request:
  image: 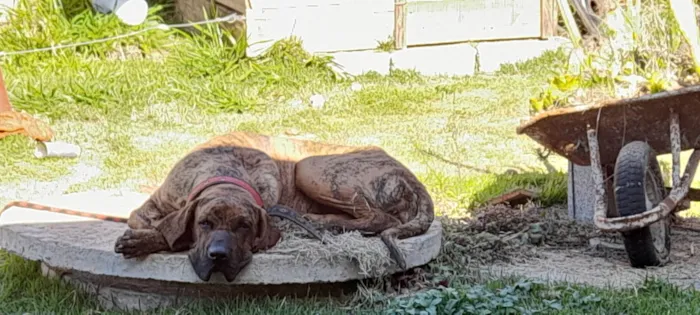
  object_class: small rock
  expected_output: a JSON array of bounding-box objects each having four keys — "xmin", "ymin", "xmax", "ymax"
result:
[
  {"xmin": 617, "ymin": 74, "xmax": 646, "ymax": 86},
  {"xmin": 503, "ymin": 169, "xmax": 519, "ymax": 175},
  {"xmin": 476, "ymin": 231, "xmax": 500, "ymax": 244},
  {"xmin": 520, "ymin": 233, "xmax": 529, "ymax": 244},
  {"xmin": 351, "ymin": 82, "xmax": 363, "ymax": 91},
  {"xmin": 615, "ymin": 85, "xmax": 639, "ymax": 99},
  {"xmin": 289, "ymin": 99, "xmax": 304, "ymax": 109},
  {"xmin": 568, "ymin": 48, "xmax": 586, "ymax": 68},
  {"xmin": 310, "ymin": 94, "xmax": 326, "ymax": 109},
  {"xmin": 528, "ymin": 223, "xmax": 545, "ymax": 246},
  {"xmin": 529, "ymin": 234, "xmax": 544, "ymax": 246},
  {"xmin": 284, "ymin": 128, "xmax": 300, "ymax": 136}
]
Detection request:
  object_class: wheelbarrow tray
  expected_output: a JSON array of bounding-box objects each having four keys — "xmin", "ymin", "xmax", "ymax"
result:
[{"xmin": 516, "ymin": 85, "xmax": 700, "ymax": 166}]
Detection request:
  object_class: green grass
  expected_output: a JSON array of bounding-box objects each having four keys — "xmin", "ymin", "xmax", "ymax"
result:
[
  {"xmin": 1, "ymin": 0, "xmax": 700, "ymax": 313},
  {"xmin": 386, "ymin": 276, "xmax": 700, "ymax": 315},
  {"xmin": 5, "ymin": 249, "xmax": 700, "ymax": 314},
  {"xmin": 0, "ymin": 252, "xmax": 363, "ymax": 314}
]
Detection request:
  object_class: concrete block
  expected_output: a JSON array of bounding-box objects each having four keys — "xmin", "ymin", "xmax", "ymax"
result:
[
  {"xmin": 476, "ymin": 37, "xmax": 571, "ymax": 73},
  {"xmin": 567, "ymin": 161, "xmax": 595, "ymax": 224},
  {"xmin": 390, "ymin": 44, "xmax": 477, "ymax": 76},
  {"xmin": 326, "ymin": 50, "xmax": 391, "ymax": 76}
]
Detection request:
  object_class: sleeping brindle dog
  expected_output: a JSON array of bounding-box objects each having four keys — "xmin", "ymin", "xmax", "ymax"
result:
[{"xmin": 114, "ymin": 131, "xmax": 435, "ymax": 282}]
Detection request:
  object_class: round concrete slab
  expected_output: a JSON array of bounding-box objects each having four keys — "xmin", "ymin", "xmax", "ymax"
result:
[{"xmin": 0, "ymin": 190, "xmax": 443, "ymax": 286}]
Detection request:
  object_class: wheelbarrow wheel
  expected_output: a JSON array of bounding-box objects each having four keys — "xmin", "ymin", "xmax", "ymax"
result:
[{"xmin": 614, "ymin": 141, "xmax": 671, "ymax": 268}]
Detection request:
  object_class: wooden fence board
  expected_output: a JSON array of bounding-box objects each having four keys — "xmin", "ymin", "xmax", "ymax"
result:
[
  {"xmin": 173, "ymin": 0, "xmax": 553, "ymax": 54},
  {"xmin": 404, "ymin": 0, "xmax": 542, "ymax": 46},
  {"xmin": 246, "ymin": 0, "xmax": 394, "ymax": 55}
]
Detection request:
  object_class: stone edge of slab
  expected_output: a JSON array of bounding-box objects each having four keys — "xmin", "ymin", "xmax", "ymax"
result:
[
  {"xmin": 41, "ymin": 262, "xmax": 361, "ymax": 311},
  {"xmin": 0, "ymin": 212, "xmax": 443, "ymax": 285}
]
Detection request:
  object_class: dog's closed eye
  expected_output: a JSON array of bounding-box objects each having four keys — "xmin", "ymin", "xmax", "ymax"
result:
[
  {"xmin": 235, "ymin": 220, "xmax": 253, "ymax": 230},
  {"xmin": 199, "ymin": 220, "xmax": 213, "ymax": 230}
]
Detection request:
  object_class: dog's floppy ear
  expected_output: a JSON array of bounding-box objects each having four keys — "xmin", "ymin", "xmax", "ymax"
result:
[
  {"xmin": 252, "ymin": 206, "xmax": 281, "ymax": 252},
  {"xmin": 154, "ymin": 200, "xmax": 198, "ymax": 252}
]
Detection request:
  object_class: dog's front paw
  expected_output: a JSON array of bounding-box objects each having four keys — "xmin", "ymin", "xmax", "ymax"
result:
[{"xmin": 114, "ymin": 229, "xmax": 166, "ymax": 259}]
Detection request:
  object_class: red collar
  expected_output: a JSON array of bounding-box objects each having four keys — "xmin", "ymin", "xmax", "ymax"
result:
[{"xmin": 187, "ymin": 176, "xmax": 264, "ymax": 207}]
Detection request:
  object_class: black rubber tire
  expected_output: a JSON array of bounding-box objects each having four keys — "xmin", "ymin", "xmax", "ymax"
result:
[{"xmin": 613, "ymin": 141, "xmax": 671, "ymax": 268}]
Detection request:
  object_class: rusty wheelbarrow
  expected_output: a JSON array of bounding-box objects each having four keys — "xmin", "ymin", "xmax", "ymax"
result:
[{"xmin": 517, "ymin": 85, "xmax": 700, "ymax": 268}]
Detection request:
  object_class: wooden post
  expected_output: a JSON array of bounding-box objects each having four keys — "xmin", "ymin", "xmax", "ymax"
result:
[
  {"xmin": 394, "ymin": 0, "xmax": 407, "ymax": 50},
  {"xmin": 0, "ymin": 67, "xmax": 12, "ymax": 112},
  {"xmin": 557, "ymin": 0, "xmax": 582, "ymax": 48},
  {"xmin": 540, "ymin": 0, "xmax": 560, "ymax": 38}
]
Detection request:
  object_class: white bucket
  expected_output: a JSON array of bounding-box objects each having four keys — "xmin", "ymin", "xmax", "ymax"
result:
[{"xmin": 91, "ymin": 0, "xmax": 149, "ymax": 26}]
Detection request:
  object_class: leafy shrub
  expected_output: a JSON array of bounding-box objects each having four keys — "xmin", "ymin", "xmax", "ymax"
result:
[
  {"xmin": 385, "ymin": 279, "xmax": 601, "ymax": 315},
  {"xmin": 528, "ymin": 0, "xmax": 700, "ymax": 114}
]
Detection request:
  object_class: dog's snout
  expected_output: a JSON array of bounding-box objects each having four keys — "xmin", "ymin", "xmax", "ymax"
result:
[
  {"xmin": 207, "ymin": 230, "xmax": 232, "ymax": 261},
  {"xmin": 207, "ymin": 245, "xmax": 228, "ymax": 260}
]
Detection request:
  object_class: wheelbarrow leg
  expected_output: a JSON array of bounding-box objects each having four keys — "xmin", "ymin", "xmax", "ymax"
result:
[
  {"xmin": 670, "ymin": 111, "xmax": 682, "ymax": 188},
  {"xmin": 669, "ymin": 112, "xmax": 692, "ymax": 213},
  {"xmin": 585, "ymin": 125, "xmax": 609, "ymax": 226}
]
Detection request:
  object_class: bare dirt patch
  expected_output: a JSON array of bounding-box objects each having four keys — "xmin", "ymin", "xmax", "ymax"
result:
[
  {"xmin": 438, "ymin": 204, "xmax": 599, "ymax": 267},
  {"xmin": 358, "ymin": 204, "xmax": 606, "ymax": 299},
  {"xmin": 443, "ymin": 204, "xmax": 700, "ymax": 290}
]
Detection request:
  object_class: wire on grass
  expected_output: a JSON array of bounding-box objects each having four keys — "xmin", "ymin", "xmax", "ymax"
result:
[{"xmin": 0, "ymin": 12, "xmax": 245, "ymax": 57}]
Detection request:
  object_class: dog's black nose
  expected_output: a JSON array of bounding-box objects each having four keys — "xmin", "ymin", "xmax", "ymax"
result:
[
  {"xmin": 207, "ymin": 230, "xmax": 232, "ymax": 260},
  {"xmin": 208, "ymin": 245, "xmax": 229, "ymax": 260}
]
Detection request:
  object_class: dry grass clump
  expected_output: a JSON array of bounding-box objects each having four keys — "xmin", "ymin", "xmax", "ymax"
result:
[{"xmin": 265, "ymin": 219, "xmax": 395, "ymax": 278}]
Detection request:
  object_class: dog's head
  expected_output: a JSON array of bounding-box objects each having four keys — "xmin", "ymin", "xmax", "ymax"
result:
[{"xmin": 155, "ymin": 189, "xmax": 281, "ymax": 282}]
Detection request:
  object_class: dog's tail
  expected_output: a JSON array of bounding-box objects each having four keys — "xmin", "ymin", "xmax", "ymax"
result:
[{"xmin": 380, "ymin": 188, "xmax": 435, "ymax": 270}]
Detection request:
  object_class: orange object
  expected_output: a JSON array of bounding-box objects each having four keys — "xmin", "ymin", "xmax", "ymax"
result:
[
  {"xmin": 0, "ymin": 67, "xmax": 54, "ymax": 141},
  {"xmin": 0, "ymin": 68, "xmax": 12, "ymax": 112},
  {"xmin": 0, "ymin": 111, "xmax": 54, "ymax": 141}
]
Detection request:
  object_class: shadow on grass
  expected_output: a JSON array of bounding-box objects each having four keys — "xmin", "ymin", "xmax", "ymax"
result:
[
  {"xmin": 467, "ymin": 170, "xmax": 568, "ymax": 209},
  {"xmin": 414, "ymin": 147, "xmax": 492, "ymax": 175},
  {"xmin": 419, "ymin": 147, "xmax": 568, "ymax": 216},
  {"xmin": 470, "ymin": 146, "xmax": 567, "ymax": 209}
]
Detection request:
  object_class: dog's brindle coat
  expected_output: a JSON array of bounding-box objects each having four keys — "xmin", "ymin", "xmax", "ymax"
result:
[{"xmin": 114, "ymin": 131, "xmax": 434, "ymax": 282}]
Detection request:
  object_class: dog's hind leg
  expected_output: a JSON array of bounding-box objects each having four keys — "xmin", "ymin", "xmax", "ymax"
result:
[{"xmin": 295, "ymin": 149, "xmax": 434, "ymax": 270}]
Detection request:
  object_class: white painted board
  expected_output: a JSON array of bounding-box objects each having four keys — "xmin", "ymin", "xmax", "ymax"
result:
[
  {"xmin": 246, "ymin": 0, "xmax": 394, "ymax": 55},
  {"xmin": 405, "ymin": 0, "xmax": 542, "ymax": 45}
]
